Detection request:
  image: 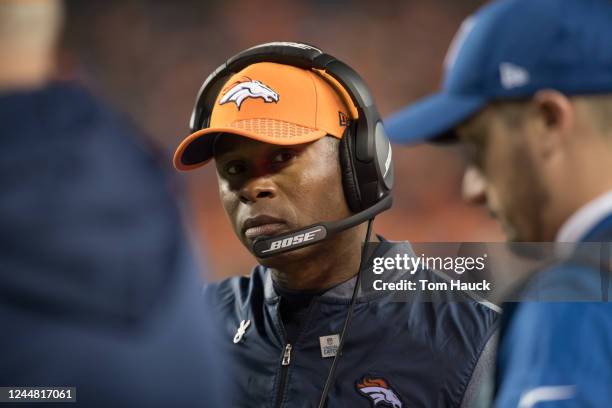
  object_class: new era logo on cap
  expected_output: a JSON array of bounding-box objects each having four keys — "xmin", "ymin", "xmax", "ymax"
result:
[{"xmin": 499, "ymin": 62, "xmax": 529, "ymax": 89}]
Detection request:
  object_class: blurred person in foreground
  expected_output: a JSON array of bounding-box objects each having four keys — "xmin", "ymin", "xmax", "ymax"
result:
[
  {"xmin": 386, "ymin": 0, "xmax": 612, "ymax": 406},
  {"xmin": 173, "ymin": 42, "xmax": 499, "ymax": 407},
  {"xmin": 0, "ymin": 1, "xmax": 223, "ymax": 406}
]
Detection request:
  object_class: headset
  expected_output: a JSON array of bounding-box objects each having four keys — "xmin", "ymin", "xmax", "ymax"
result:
[{"xmin": 189, "ymin": 41, "xmax": 394, "ymax": 258}]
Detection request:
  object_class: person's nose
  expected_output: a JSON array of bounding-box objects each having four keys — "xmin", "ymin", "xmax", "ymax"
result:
[
  {"xmin": 462, "ymin": 165, "xmax": 487, "ymax": 205},
  {"xmin": 238, "ymin": 176, "xmax": 277, "ymax": 204}
]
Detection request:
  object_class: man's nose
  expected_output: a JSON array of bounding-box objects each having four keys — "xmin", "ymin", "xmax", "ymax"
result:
[
  {"xmin": 238, "ymin": 177, "xmax": 277, "ymax": 204},
  {"xmin": 462, "ymin": 165, "xmax": 487, "ymax": 205}
]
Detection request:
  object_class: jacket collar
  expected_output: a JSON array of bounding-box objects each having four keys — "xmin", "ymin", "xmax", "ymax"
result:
[
  {"xmin": 556, "ymin": 189, "xmax": 612, "ymax": 245},
  {"xmin": 263, "ymin": 240, "xmax": 416, "ymax": 302}
]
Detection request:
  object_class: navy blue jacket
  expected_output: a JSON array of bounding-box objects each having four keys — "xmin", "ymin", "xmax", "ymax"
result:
[
  {"xmin": 204, "ymin": 242, "xmax": 499, "ymax": 407},
  {"xmin": 0, "ymin": 82, "xmax": 224, "ymax": 407}
]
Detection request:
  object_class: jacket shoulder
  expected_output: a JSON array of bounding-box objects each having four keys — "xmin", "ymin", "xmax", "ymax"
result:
[{"xmin": 202, "ymin": 265, "xmax": 268, "ymax": 312}]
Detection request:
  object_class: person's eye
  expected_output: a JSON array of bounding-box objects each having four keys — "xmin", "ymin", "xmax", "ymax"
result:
[
  {"xmin": 271, "ymin": 149, "xmax": 296, "ymax": 164},
  {"xmin": 224, "ymin": 161, "xmax": 247, "ymax": 176}
]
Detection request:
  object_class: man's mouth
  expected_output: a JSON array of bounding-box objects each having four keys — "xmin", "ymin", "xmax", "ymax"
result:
[{"xmin": 242, "ymin": 215, "xmax": 288, "ymax": 239}]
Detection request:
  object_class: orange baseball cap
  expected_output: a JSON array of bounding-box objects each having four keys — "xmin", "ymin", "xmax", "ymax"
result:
[{"xmin": 173, "ymin": 62, "xmax": 357, "ymax": 171}]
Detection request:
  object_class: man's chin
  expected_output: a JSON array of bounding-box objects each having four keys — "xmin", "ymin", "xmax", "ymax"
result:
[
  {"xmin": 252, "ymin": 244, "xmax": 318, "ymax": 268},
  {"xmin": 504, "ymin": 232, "xmax": 520, "ymax": 243},
  {"xmin": 499, "ymin": 218, "xmax": 523, "ymax": 243},
  {"xmin": 502, "ymin": 220, "xmax": 540, "ymax": 243},
  {"xmin": 503, "ymin": 226, "xmax": 555, "ymax": 260}
]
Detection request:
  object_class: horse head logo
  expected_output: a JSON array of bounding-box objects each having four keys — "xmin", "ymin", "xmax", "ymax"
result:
[
  {"xmin": 218, "ymin": 77, "xmax": 279, "ymax": 110},
  {"xmin": 356, "ymin": 377, "xmax": 403, "ymax": 408}
]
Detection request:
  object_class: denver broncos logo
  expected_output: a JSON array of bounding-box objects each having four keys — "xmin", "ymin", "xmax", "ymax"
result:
[
  {"xmin": 219, "ymin": 76, "xmax": 279, "ymax": 110},
  {"xmin": 356, "ymin": 376, "xmax": 403, "ymax": 408}
]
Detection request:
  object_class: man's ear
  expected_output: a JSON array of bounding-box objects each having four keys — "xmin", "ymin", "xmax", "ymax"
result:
[{"xmin": 530, "ymin": 89, "xmax": 574, "ymax": 160}]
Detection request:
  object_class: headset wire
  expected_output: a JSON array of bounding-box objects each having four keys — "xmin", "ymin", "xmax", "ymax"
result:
[{"xmin": 317, "ymin": 217, "xmax": 374, "ymax": 408}]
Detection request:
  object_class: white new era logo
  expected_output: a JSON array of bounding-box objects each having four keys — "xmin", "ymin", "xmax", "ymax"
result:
[{"xmin": 500, "ymin": 62, "xmax": 529, "ymax": 89}]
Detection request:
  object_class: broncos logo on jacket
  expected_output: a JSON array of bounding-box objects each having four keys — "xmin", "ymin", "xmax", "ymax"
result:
[
  {"xmin": 356, "ymin": 376, "xmax": 403, "ymax": 408},
  {"xmin": 219, "ymin": 77, "xmax": 279, "ymax": 110}
]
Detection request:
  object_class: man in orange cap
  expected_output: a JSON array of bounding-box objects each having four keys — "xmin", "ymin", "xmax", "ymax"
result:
[{"xmin": 174, "ymin": 42, "xmax": 498, "ymax": 407}]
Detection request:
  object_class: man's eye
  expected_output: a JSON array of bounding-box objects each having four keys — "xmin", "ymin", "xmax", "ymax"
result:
[
  {"xmin": 224, "ymin": 161, "xmax": 246, "ymax": 175},
  {"xmin": 271, "ymin": 150, "xmax": 296, "ymax": 164}
]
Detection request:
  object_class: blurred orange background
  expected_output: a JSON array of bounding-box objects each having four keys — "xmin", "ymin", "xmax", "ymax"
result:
[{"xmin": 60, "ymin": 0, "xmax": 503, "ymax": 280}]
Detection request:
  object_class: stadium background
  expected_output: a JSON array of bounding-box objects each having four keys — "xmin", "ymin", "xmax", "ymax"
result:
[{"xmin": 60, "ymin": 0, "xmax": 502, "ymax": 279}]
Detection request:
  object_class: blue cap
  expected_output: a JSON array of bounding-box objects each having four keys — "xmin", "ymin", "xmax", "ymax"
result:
[{"xmin": 385, "ymin": 0, "xmax": 612, "ymax": 144}]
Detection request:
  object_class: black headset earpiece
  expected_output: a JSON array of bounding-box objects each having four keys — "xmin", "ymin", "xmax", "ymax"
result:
[{"xmin": 189, "ymin": 41, "xmax": 393, "ymax": 211}]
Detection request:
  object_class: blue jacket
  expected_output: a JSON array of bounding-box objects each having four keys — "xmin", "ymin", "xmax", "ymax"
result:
[
  {"xmin": 0, "ymin": 82, "xmax": 224, "ymax": 407},
  {"xmin": 495, "ymin": 215, "xmax": 612, "ymax": 407},
  {"xmin": 204, "ymin": 241, "xmax": 499, "ymax": 407}
]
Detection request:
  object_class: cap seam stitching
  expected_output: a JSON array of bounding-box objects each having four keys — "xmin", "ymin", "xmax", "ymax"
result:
[{"xmin": 307, "ymin": 69, "xmax": 318, "ymax": 130}]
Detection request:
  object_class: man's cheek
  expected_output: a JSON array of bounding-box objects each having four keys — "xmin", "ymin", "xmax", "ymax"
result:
[
  {"xmin": 485, "ymin": 187, "xmax": 502, "ymax": 220},
  {"xmin": 218, "ymin": 188, "xmax": 239, "ymax": 229}
]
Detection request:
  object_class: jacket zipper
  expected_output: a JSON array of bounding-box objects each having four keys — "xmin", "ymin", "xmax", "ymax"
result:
[
  {"xmin": 282, "ymin": 343, "xmax": 292, "ymax": 366},
  {"xmin": 275, "ymin": 343, "xmax": 292, "ymax": 408},
  {"xmin": 274, "ymin": 300, "xmax": 317, "ymax": 407}
]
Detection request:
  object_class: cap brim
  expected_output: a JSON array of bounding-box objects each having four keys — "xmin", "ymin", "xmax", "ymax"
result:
[
  {"xmin": 384, "ymin": 92, "xmax": 487, "ymax": 145},
  {"xmin": 173, "ymin": 127, "xmax": 328, "ymax": 171}
]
